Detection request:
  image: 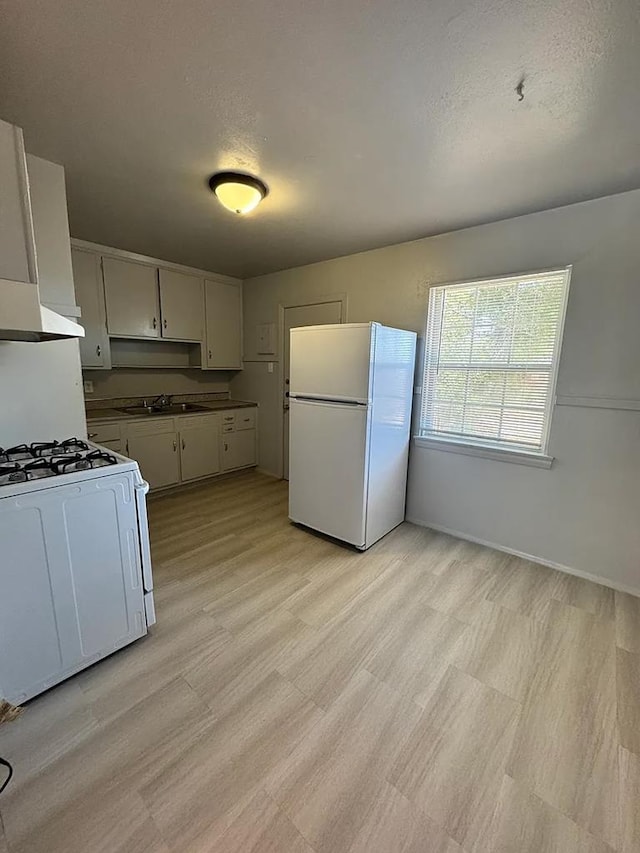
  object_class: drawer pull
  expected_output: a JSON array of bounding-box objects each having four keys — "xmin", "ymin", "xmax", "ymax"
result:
[{"xmin": 88, "ymin": 432, "xmax": 98, "ymax": 438}]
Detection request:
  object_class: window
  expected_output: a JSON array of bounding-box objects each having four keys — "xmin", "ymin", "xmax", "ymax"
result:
[{"xmin": 418, "ymin": 267, "xmax": 571, "ymax": 460}]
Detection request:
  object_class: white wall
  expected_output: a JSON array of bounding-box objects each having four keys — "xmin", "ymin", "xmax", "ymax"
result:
[
  {"xmin": 233, "ymin": 188, "xmax": 640, "ymax": 593},
  {"xmin": 83, "ymin": 368, "xmax": 232, "ymax": 401}
]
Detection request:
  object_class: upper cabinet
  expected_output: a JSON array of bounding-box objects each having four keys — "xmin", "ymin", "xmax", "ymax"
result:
[
  {"xmin": 103, "ymin": 257, "xmax": 160, "ymax": 339},
  {"xmin": 72, "ymin": 242, "xmax": 242, "ymax": 371},
  {"xmin": 102, "ymin": 258, "xmax": 204, "ymax": 343},
  {"xmin": 158, "ymin": 269, "xmax": 203, "ymax": 341},
  {"xmin": 204, "ymin": 279, "xmax": 242, "ymax": 369},
  {"xmin": 71, "ymin": 249, "xmax": 110, "ymax": 369}
]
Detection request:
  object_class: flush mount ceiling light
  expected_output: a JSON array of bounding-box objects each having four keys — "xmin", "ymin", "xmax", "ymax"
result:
[{"xmin": 208, "ymin": 171, "xmax": 268, "ymax": 215}]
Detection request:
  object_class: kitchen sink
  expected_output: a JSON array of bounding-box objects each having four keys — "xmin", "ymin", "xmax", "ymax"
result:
[{"xmin": 117, "ymin": 403, "xmax": 210, "ymax": 416}]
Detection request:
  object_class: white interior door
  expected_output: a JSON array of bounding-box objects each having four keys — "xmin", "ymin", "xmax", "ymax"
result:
[
  {"xmin": 283, "ymin": 300, "xmax": 343, "ymax": 479},
  {"xmin": 288, "ymin": 398, "xmax": 369, "ymax": 546}
]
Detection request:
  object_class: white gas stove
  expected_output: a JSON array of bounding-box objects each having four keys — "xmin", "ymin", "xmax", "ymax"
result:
[{"xmin": 0, "ymin": 438, "xmax": 155, "ymax": 704}]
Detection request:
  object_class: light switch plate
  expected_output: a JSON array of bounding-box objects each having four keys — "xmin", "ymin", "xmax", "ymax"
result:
[
  {"xmin": 83, "ymin": 380, "xmax": 94, "ymax": 394},
  {"xmin": 267, "ymin": 362, "xmax": 274, "ymax": 374}
]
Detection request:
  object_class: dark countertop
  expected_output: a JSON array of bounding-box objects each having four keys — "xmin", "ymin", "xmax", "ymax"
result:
[{"xmin": 86, "ymin": 399, "xmax": 257, "ymax": 423}]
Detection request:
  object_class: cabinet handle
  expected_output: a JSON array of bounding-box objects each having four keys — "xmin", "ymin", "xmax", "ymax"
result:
[
  {"xmin": 96, "ymin": 345, "xmax": 101, "ymax": 357},
  {"xmin": 181, "ymin": 438, "xmax": 185, "ymax": 450},
  {"xmin": 163, "ymin": 318, "xmax": 167, "ymax": 330},
  {"xmin": 224, "ymin": 442, "xmax": 228, "ymax": 452},
  {"xmin": 88, "ymin": 432, "xmax": 98, "ymax": 438},
  {"xmin": 173, "ymin": 439, "xmax": 177, "ymax": 452},
  {"xmin": 126, "ymin": 440, "xmax": 129, "ymax": 455},
  {"xmin": 152, "ymin": 317, "xmax": 157, "ymax": 329},
  {"xmin": 208, "ymin": 349, "xmax": 212, "ymax": 360}
]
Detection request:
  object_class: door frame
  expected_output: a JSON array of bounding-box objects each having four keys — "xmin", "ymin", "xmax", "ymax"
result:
[{"xmin": 277, "ymin": 293, "xmax": 348, "ymax": 479}]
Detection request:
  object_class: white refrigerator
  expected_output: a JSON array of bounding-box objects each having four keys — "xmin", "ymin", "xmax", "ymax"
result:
[{"xmin": 288, "ymin": 322, "xmax": 417, "ymax": 550}]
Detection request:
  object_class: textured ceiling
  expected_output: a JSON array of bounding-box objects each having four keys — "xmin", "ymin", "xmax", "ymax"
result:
[{"xmin": 1, "ymin": 0, "xmax": 639, "ymax": 277}]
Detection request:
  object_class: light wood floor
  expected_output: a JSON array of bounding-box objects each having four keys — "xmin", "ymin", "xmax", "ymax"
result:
[{"xmin": 1, "ymin": 471, "xmax": 639, "ymax": 852}]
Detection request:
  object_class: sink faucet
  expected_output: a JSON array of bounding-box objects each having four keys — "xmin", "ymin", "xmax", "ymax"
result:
[{"xmin": 152, "ymin": 394, "xmax": 172, "ymax": 409}]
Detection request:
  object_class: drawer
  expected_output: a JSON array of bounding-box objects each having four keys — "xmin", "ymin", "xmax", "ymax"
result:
[
  {"xmin": 87, "ymin": 421, "xmax": 122, "ymax": 443},
  {"xmin": 221, "ymin": 412, "xmax": 236, "ymax": 424},
  {"xmin": 176, "ymin": 413, "xmax": 220, "ymax": 429},
  {"xmin": 222, "ymin": 424, "xmax": 234, "ymax": 433},
  {"xmin": 235, "ymin": 410, "xmax": 256, "ymax": 431},
  {"xmin": 127, "ymin": 417, "xmax": 176, "ymax": 437}
]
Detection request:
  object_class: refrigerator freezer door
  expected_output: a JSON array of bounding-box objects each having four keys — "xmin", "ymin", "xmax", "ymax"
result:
[
  {"xmin": 289, "ymin": 323, "xmax": 373, "ymax": 402},
  {"xmin": 288, "ymin": 398, "xmax": 369, "ymax": 547}
]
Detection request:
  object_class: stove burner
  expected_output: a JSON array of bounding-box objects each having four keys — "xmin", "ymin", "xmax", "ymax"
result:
[
  {"xmin": 51, "ymin": 454, "xmax": 85, "ymax": 474},
  {"xmin": 59, "ymin": 438, "xmax": 89, "ymax": 453},
  {"xmin": 21, "ymin": 459, "xmax": 57, "ymax": 479},
  {"xmin": 85, "ymin": 449, "xmax": 118, "ymax": 467},
  {"xmin": 31, "ymin": 441, "xmax": 61, "ymax": 457},
  {"xmin": 0, "ymin": 444, "xmax": 35, "ymax": 463},
  {"xmin": 0, "ymin": 464, "xmax": 27, "ymax": 484}
]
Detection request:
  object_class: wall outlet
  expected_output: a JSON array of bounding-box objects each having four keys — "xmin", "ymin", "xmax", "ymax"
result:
[
  {"xmin": 83, "ymin": 380, "xmax": 94, "ymax": 394},
  {"xmin": 267, "ymin": 362, "xmax": 274, "ymax": 374}
]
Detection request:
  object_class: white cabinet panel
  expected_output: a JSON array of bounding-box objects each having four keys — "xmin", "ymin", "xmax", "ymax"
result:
[
  {"xmin": 0, "ymin": 506, "xmax": 65, "ymax": 699},
  {"xmin": 26, "ymin": 154, "xmax": 76, "ymax": 310},
  {"xmin": 103, "ymin": 257, "xmax": 159, "ymax": 338},
  {"xmin": 204, "ymin": 280, "xmax": 242, "ymax": 369},
  {"xmin": 222, "ymin": 429, "xmax": 256, "ymax": 471},
  {"xmin": 179, "ymin": 416, "xmax": 220, "ymax": 481},
  {"xmin": 0, "ymin": 473, "xmax": 146, "ymax": 704},
  {"xmin": 72, "ymin": 249, "xmax": 110, "ymax": 368},
  {"xmin": 235, "ymin": 409, "xmax": 256, "ymax": 430},
  {"xmin": 127, "ymin": 431, "xmax": 180, "ymax": 489},
  {"xmin": 0, "ymin": 119, "xmax": 36, "ymax": 285},
  {"xmin": 159, "ymin": 269, "xmax": 203, "ymax": 341}
]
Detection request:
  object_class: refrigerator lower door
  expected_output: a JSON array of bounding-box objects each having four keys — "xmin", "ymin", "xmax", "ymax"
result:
[{"xmin": 288, "ymin": 398, "xmax": 369, "ymax": 548}]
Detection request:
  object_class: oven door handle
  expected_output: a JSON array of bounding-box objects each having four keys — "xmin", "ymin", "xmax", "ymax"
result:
[{"xmin": 134, "ymin": 480, "xmax": 154, "ymax": 595}]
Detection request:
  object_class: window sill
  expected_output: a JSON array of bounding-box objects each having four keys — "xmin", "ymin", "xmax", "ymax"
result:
[{"xmin": 412, "ymin": 435, "xmax": 554, "ymax": 469}]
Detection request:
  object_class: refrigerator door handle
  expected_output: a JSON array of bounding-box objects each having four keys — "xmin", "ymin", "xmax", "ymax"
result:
[{"xmin": 290, "ymin": 395, "xmax": 368, "ymax": 406}]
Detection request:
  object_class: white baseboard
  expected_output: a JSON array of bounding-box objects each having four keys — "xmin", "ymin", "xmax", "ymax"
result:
[
  {"xmin": 405, "ymin": 516, "xmax": 640, "ymax": 598},
  {"xmin": 256, "ymin": 467, "xmax": 281, "ymax": 479}
]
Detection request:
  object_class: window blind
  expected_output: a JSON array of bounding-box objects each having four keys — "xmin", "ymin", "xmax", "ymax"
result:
[{"xmin": 420, "ymin": 268, "xmax": 570, "ymax": 452}]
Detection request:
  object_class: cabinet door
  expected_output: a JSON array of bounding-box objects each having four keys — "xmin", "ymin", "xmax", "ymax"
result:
[
  {"xmin": 127, "ymin": 432, "xmax": 180, "ymax": 489},
  {"xmin": 159, "ymin": 269, "xmax": 203, "ymax": 341},
  {"xmin": 72, "ymin": 249, "xmax": 110, "ymax": 368},
  {"xmin": 179, "ymin": 418, "xmax": 220, "ymax": 482},
  {"xmin": 103, "ymin": 257, "xmax": 160, "ymax": 338},
  {"xmin": 222, "ymin": 429, "xmax": 256, "ymax": 471},
  {"xmin": 204, "ymin": 280, "xmax": 242, "ymax": 369}
]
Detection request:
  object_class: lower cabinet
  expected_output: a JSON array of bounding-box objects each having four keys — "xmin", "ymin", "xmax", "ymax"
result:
[
  {"xmin": 222, "ymin": 429, "xmax": 257, "ymax": 471},
  {"xmin": 88, "ymin": 407, "xmax": 257, "ymax": 492},
  {"xmin": 177, "ymin": 415, "xmax": 221, "ymax": 482},
  {"xmin": 127, "ymin": 422, "xmax": 180, "ymax": 490}
]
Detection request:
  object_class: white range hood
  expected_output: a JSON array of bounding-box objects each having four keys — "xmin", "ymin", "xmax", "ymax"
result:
[
  {"xmin": 0, "ymin": 120, "xmax": 85, "ymax": 343},
  {"xmin": 0, "ymin": 280, "xmax": 85, "ymax": 343}
]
